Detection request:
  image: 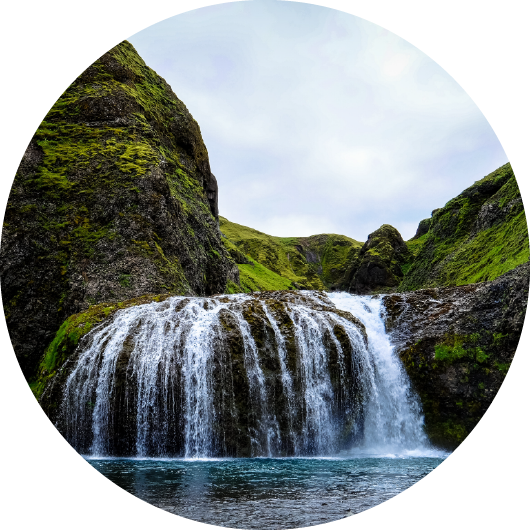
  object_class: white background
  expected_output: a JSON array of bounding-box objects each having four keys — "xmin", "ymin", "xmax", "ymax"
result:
[{"xmin": 1, "ymin": 1, "xmax": 528, "ymax": 529}]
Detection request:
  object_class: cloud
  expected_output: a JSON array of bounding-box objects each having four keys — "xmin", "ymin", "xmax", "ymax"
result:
[{"xmin": 129, "ymin": 1, "xmax": 507, "ymax": 241}]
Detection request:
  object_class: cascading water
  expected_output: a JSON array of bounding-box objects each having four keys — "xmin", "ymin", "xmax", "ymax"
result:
[
  {"xmin": 328, "ymin": 292, "xmax": 429, "ymax": 455},
  {"xmin": 58, "ymin": 291, "xmax": 430, "ymax": 458}
]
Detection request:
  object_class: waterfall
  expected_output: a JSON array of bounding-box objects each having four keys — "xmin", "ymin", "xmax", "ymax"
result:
[
  {"xmin": 328, "ymin": 292, "xmax": 429, "ymax": 455},
  {"xmin": 58, "ymin": 291, "xmax": 429, "ymax": 458}
]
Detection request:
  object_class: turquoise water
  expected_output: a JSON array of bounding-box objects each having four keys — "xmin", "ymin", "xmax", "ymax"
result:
[{"xmin": 88, "ymin": 455, "xmax": 446, "ymax": 528}]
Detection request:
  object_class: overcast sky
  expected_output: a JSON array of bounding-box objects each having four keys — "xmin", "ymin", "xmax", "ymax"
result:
[{"xmin": 129, "ymin": 0, "xmax": 507, "ymax": 241}]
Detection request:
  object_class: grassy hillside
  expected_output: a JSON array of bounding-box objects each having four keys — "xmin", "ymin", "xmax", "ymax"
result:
[
  {"xmin": 219, "ymin": 217, "xmax": 363, "ymax": 292},
  {"xmin": 221, "ymin": 163, "xmax": 527, "ymax": 295},
  {"xmin": 400, "ymin": 163, "xmax": 528, "ymax": 291}
]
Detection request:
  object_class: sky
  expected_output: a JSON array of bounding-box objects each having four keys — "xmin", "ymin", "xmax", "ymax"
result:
[{"xmin": 129, "ymin": 0, "xmax": 508, "ymax": 241}]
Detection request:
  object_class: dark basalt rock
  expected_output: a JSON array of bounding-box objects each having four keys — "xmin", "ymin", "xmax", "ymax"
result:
[
  {"xmin": 344, "ymin": 224, "xmax": 411, "ymax": 295},
  {"xmin": 0, "ymin": 41, "xmax": 236, "ymax": 380},
  {"xmin": 384, "ymin": 261, "xmax": 529, "ymax": 450}
]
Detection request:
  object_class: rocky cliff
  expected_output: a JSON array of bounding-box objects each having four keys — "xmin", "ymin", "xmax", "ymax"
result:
[
  {"xmin": 1, "ymin": 41, "xmax": 236, "ymax": 379},
  {"xmin": 384, "ymin": 261, "xmax": 529, "ymax": 449}
]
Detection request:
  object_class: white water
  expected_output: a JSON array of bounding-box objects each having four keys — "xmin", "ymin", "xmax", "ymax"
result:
[
  {"xmin": 328, "ymin": 292, "xmax": 434, "ymax": 457},
  {"xmin": 60, "ymin": 292, "xmax": 436, "ymax": 458}
]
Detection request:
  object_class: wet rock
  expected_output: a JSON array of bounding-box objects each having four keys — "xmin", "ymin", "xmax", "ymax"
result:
[{"xmin": 384, "ymin": 261, "xmax": 529, "ymax": 449}]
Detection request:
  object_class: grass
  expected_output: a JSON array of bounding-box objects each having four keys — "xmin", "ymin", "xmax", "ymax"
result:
[
  {"xmin": 237, "ymin": 258, "xmax": 295, "ymax": 292},
  {"xmin": 400, "ymin": 163, "xmax": 528, "ymax": 290},
  {"xmin": 220, "ymin": 216, "xmax": 362, "ymax": 291}
]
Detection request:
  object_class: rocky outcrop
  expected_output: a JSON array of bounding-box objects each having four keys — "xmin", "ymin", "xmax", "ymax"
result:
[
  {"xmin": 411, "ymin": 218, "xmax": 431, "ymax": 240},
  {"xmin": 384, "ymin": 261, "xmax": 529, "ymax": 449},
  {"xmin": 341, "ymin": 224, "xmax": 411, "ymax": 294},
  {"xmin": 0, "ymin": 41, "xmax": 235, "ymax": 379}
]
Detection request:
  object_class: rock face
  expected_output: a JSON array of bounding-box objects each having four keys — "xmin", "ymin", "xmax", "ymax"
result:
[
  {"xmin": 384, "ymin": 262, "xmax": 529, "ymax": 449},
  {"xmin": 1, "ymin": 41, "xmax": 236, "ymax": 380},
  {"xmin": 37, "ymin": 291, "xmax": 368, "ymax": 457},
  {"xmin": 340, "ymin": 224, "xmax": 411, "ymax": 294},
  {"xmin": 411, "ymin": 218, "xmax": 431, "ymax": 240}
]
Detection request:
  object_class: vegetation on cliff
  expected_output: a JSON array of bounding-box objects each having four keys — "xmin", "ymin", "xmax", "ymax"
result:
[
  {"xmin": 1, "ymin": 40, "xmax": 236, "ymax": 379},
  {"xmin": 400, "ymin": 163, "xmax": 528, "ymax": 291}
]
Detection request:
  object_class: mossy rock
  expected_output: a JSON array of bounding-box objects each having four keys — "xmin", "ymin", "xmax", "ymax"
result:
[
  {"xmin": 344, "ymin": 224, "xmax": 411, "ymax": 294},
  {"xmin": 1, "ymin": 40, "xmax": 234, "ymax": 379},
  {"xmin": 400, "ymin": 163, "xmax": 529, "ymax": 291},
  {"xmin": 385, "ymin": 261, "xmax": 529, "ymax": 449}
]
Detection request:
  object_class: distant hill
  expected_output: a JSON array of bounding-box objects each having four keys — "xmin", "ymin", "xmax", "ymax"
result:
[
  {"xmin": 221, "ymin": 163, "xmax": 528, "ymax": 295},
  {"xmin": 219, "ymin": 217, "xmax": 363, "ymax": 293}
]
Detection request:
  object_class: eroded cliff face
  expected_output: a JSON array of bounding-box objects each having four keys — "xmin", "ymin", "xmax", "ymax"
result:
[
  {"xmin": 384, "ymin": 261, "xmax": 529, "ymax": 449},
  {"xmin": 0, "ymin": 41, "xmax": 236, "ymax": 379}
]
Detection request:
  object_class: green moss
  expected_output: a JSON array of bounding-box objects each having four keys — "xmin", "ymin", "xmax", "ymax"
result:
[
  {"xmin": 119, "ymin": 274, "xmax": 131, "ymax": 287},
  {"xmin": 428, "ymin": 419, "xmax": 468, "ymax": 447},
  {"xmin": 400, "ymin": 163, "xmax": 528, "ymax": 290},
  {"xmin": 310, "ymin": 234, "xmax": 362, "ymax": 286},
  {"xmin": 434, "ymin": 334, "xmax": 490, "ymax": 364},
  {"xmin": 30, "ymin": 293, "xmax": 173, "ymax": 400},
  {"xmin": 494, "ymin": 361, "xmax": 511, "ymax": 374},
  {"xmin": 6, "ymin": 39, "xmax": 218, "ymax": 294}
]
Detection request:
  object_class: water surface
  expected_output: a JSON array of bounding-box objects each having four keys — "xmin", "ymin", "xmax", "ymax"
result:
[{"xmin": 89, "ymin": 455, "xmax": 446, "ymax": 528}]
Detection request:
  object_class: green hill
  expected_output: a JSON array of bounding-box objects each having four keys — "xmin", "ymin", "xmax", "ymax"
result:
[
  {"xmin": 219, "ymin": 217, "xmax": 363, "ymax": 293},
  {"xmin": 221, "ymin": 163, "xmax": 528, "ymax": 295},
  {"xmin": 400, "ymin": 163, "xmax": 528, "ymax": 291}
]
